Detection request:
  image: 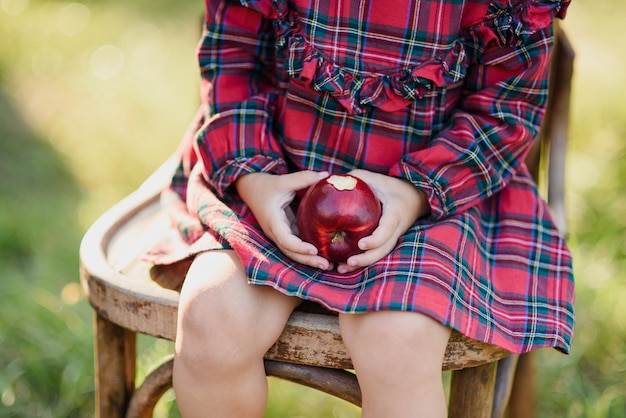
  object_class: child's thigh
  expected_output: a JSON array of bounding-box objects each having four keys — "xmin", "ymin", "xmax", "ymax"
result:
[{"xmin": 338, "ymin": 311, "xmax": 451, "ymax": 362}]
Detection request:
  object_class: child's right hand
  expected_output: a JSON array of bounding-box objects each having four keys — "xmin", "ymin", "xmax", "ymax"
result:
[
  {"xmin": 235, "ymin": 170, "xmax": 332, "ymax": 270},
  {"xmin": 336, "ymin": 169, "xmax": 431, "ymax": 274}
]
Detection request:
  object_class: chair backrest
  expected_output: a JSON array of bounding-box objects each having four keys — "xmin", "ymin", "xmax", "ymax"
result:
[{"xmin": 525, "ymin": 22, "xmax": 574, "ymax": 236}]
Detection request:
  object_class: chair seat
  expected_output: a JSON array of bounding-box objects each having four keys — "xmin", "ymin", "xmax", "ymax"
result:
[
  {"xmin": 80, "ymin": 158, "xmax": 513, "ymax": 418},
  {"xmin": 80, "ymin": 158, "xmax": 511, "ymax": 371}
]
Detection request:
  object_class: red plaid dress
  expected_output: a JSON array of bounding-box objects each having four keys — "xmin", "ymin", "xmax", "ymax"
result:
[{"xmin": 146, "ymin": 0, "xmax": 575, "ymax": 354}]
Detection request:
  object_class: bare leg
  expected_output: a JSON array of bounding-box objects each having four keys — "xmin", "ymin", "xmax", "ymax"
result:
[
  {"xmin": 339, "ymin": 311, "xmax": 451, "ymax": 418},
  {"xmin": 173, "ymin": 251, "xmax": 300, "ymax": 418}
]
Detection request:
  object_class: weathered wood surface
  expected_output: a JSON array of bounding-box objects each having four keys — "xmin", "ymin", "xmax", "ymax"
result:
[
  {"xmin": 449, "ymin": 362, "xmax": 498, "ymax": 418},
  {"xmin": 127, "ymin": 358, "xmax": 175, "ymax": 418},
  {"xmin": 264, "ymin": 360, "xmax": 362, "ymax": 406},
  {"xmin": 540, "ymin": 21, "xmax": 575, "ymax": 238},
  {"xmin": 94, "ymin": 314, "xmax": 136, "ymax": 418},
  {"xmin": 507, "ymin": 351, "xmax": 538, "ymax": 418},
  {"xmin": 492, "ymin": 354, "xmax": 520, "ymax": 418}
]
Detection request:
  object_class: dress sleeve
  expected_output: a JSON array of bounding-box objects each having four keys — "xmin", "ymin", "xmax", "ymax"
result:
[
  {"xmin": 194, "ymin": 0, "xmax": 288, "ymax": 198},
  {"xmin": 389, "ymin": 0, "xmax": 570, "ymax": 220}
]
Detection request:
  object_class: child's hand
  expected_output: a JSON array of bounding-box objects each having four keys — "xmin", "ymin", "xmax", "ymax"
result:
[
  {"xmin": 335, "ymin": 169, "xmax": 430, "ymax": 274},
  {"xmin": 235, "ymin": 170, "xmax": 332, "ymax": 270}
]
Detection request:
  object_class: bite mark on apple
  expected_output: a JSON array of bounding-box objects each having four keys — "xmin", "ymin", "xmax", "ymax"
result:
[{"xmin": 327, "ymin": 175, "xmax": 357, "ymax": 191}]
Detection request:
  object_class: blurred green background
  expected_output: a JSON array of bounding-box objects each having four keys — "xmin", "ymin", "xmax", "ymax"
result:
[{"xmin": 0, "ymin": 0, "xmax": 624, "ymax": 417}]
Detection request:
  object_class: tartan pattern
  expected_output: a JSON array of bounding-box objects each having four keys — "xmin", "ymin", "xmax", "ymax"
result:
[{"xmin": 146, "ymin": 0, "xmax": 575, "ymax": 354}]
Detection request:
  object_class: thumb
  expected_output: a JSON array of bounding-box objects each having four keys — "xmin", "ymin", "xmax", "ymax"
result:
[{"xmin": 284, "ymin": 170, "xmax": 329, "ymax": 191}]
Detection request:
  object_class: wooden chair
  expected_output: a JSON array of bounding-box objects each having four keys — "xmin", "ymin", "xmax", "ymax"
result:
[{"xmin": 79, "ymin": 27, "xmax": 573, "ymax": 418}]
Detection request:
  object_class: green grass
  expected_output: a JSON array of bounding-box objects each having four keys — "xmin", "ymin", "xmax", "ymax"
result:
[
  {"xmin": 1, "ymin": 0, "xmax": 625, "ymax": 417},
  {"xmin": 0, "ymin": 67, "xmax": 91, "ymax": 417}
]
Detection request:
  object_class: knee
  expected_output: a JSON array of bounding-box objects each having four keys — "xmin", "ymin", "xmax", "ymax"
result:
[
  {"xmin": 174, "ymin": 251, "xmax": 298, "ymax": 374},
  {"xmin": 175, "ymin": 259, "xmax": 262, "ymax": 373},
  {"xmin": 176, "ymin": 287, "xmax": 255, "ymax": 372}
]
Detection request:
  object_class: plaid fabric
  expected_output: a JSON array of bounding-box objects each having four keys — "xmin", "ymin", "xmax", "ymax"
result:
[{"xmin": 146, "ymin": 0, "xmax": 575, "ymax": 354}]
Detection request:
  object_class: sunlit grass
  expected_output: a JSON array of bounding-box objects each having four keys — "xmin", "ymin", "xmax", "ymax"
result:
[{"xmin": 1, "ymin": 0, "xmax": 625, "ymax": 417}]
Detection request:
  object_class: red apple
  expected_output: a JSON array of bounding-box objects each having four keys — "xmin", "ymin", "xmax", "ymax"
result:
[{"xmin": 296, "ymin": 174, "xmax": 382, "ymax": 264}]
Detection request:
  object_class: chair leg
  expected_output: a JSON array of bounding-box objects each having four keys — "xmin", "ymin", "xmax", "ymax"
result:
[
  {"xmin": 127, "ymin": 359, "xmax": 175, "ymax": 418},
  {"xmin": 507, "ymin": 351, "xmax": 537, "ymax": 418},
  {"xmin": 448, "ymin": 362, "xmax": 498, "ymax": 418},
  {"xmin": 492, "ymin": 355, "xmax": 519, "ymax": 418},
  {"xmin": 94, "ymin": 313, "xmax": 137, "ymax": 418}
]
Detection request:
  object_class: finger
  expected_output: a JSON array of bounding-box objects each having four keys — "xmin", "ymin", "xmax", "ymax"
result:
[
  {"xmin": 267, "ymin": 213, "xmax": 331, "ymax": 268},
  {"xmin": 345, "ymin": 169, "xmax": 381, "ymax": 193},
  {"xmin": 335, "ymin": 263, "xmax": 361, "ymax": 274},
  {"xmin": 279, "ymin": 170, "xmax": 329, "ymax": 191},
  {"xmin": 356, "ymin": 211, "xmax": 398, "ymax": 251},
  {"xmin": 340, "ymin": 241, "xmax": 395, "ymax": 272},
  {"xmin": 285, "ymin": 251, "xmax": 332, "ymax": 270},
  {"xmin": 273, "ymin": 229, "xmax": 319, "ymax": 256},
  {"xmin": 276, "ymin": 235, "xmax": 332, "ymax": 270}
]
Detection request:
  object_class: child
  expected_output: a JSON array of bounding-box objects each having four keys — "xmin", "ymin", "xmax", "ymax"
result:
[{"xmin": 146, "ymin": 0, "xmax": 575, "ymax": 416}]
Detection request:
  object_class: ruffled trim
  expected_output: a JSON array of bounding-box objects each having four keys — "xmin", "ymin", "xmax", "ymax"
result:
[
  {"xmin": 235, "ymin": 0, "xmax": 569, "ymax": 114},
  {"xmin": 274, "ymin": 10, "xmax": 469, "ymax": 114},
  {"xmin": 485, "ymin": 0, "xmax": 570, "ymax": 46}
]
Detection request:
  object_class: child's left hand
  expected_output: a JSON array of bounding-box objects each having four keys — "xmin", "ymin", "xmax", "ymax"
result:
[
  {"xmin": 235, "ymin": 170, "xmax": 332, "ymax": 270},
  {"xmin": 335, "ymin": 169, "xmax": 431, "ymax": 274}
]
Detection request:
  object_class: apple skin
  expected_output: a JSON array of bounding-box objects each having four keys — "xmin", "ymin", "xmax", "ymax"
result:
[{"xmin": 296, "ymin": 174, "xmax": 382, "ymax": 264}]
